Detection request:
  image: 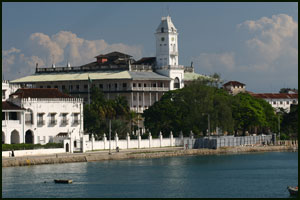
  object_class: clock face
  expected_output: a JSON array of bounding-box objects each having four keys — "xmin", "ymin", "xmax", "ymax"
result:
[{"xmin": 161, "ymin": 37, "xmax": 165, "ymax": 41}]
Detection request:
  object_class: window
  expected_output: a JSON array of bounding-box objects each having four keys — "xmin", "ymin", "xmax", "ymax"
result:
[
  {"xmin": 280, "ymin": 101, "xmax": 283, "ymax": 105},
  {"xmin": 73, "ymin": 113, "xmax": 79, "ymax": 125},
  {"xmin": 174, "ymin": 77, "xmax": 180, "ymax": 89},
  {"xmin": 115, "ymin": 83, "xmax": 118, "ymax": 89},
  {"xmin": 273, "ymin": 101, "xmax": 276, "ymax": 105},
  {"xmin": 76, "ymin": 85, "xmax": 79, "ymax": 90},
  {"xmin": 99, "ymin": 84, "xmax": 103, "ymax": 89},
  {"xmin": 54, "ymin": 85, "xmax": 58, "ymax": 89},
  {"xmin": 37, "ymin": 113, "xmax": 45, "ymax": 125},
  {"xmin": 144, "ymin": 83, "xmax": 147, "ymax": 87},
  {"xmin": 153, "ymin": 83, "xmax": 156, "ymax": 87},
  {"xmin": 50, "ymin": 113, "xmax": 57, "ymax": 125},
  {"xmin": 123, "ymin": 83, "xmax": 127, "ymax": 88},
  {"xmin": 25, "ymin": 113, "xmax": 33, "ymax": 124},
  {"xmin": 62, "ymin": 85, "xmax": 65, "ymax": 90},
  {"xmin": 133, "ymin": 83, "xmax": 136, "ymax": 87},
  {"xmin": 47, "ymin": 85, "xmax": 51, "ymax": 88},
  {"xmin": 139, "ymin": 96, "xmax": 142, "ymax": 101},
  {"xmin": 84, "ymin": 85, "xmax": 88, "ymax": 89},
  {"xmin": 9, "ymin": 112, "xmax": 17, "ymax": 120},
  {"xmin": 138, "ymin": 83, "xmax": 142, "ymax": 87},
  {"xmin": 133, "ymin": 96, "xmax": 137, "ymax": 101},
  {"xmin": 39, "ymin": 86, "xmax": 43, "ymax": 89},
  {"xmin": 107, "ymin": 84, "xmax": 111, "ymax": 89},
  {"xmin": 286, "ymin": 101, "xmax": 289, "ymax": 104},
  {"xmin": 61, "ymin": 113, "xmax": 68, "ymax": 125},
  {"xmin": 69, "ymin": 85, "xmax": 73, "ymax": 90},
  {"xmin": 2, "ymin": 112, "xmax": 6, "ymax": 120},
  {"xmin": 161, "ymin": 27, "xmax": 164, "ymax": 33},
  {"xmin": 159, "ymin": 82, "xmax": 163, "ymax": 87},
  {"xmin": 293, "ymin": 100, "xmax": 297, "ymax": 104}
]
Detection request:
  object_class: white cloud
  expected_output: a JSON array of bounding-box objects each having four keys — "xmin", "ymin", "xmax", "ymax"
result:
[
  {"xmin": 2, "ymin": 31, "xmax": 143, "ymax": 80},
  {"xmin": 238, "ymin": 14, "xmax": 298, "ymax": 71}
]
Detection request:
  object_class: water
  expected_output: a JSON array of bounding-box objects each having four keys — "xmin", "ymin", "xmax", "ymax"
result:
[{"xmin": 2, "ymin": 151, "xmax": 298, "ymax": 198}]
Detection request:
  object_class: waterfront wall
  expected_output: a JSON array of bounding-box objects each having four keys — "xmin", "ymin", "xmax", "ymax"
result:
[
  {"xmin": 2, "ymin": 148, "xmax": 65, "ymax": 157},
  {"xmin": 187, "ymin": 135, "xmax": 274, "ymax": 149},
  {"xmin": 2, "ymin": 145, "xmax": 297, "ymax": 167},
  {"xmin": 84, "ymin": 132, "xmax": 186, "ymax": 151}
]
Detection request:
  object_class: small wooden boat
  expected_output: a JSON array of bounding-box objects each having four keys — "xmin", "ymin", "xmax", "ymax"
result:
[
  {"xmin": 54, "ymin": 179, "xmax": 73, "ymax": 184},
  {"xmin": 287, "ymin": 186, "xmax": 298, "ymax": 196}
]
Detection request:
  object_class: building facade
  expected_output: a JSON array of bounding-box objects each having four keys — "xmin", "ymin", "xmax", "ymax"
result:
[
  {"xmin": 2, "ymin": 88, "xmax": 84, "ymax": 145},
  {"xmin": 10, "ymin": 16, "xmax": 210, "ymax": 113},
  {"xmin": 251, "ymin": 93, "xmax": 298, "ymax": 113},
  {"xmin": 223, "ymin": 81, "xmax": 246, "ymax": 95}
]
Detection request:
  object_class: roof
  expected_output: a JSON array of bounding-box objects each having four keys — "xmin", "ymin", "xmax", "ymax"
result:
[
  {"xmin": 11, "ymin": 88, "xmax": 72, "ymax": 98},
  {"xmin": 11, "ymin": 70, "xmax": 171, "ymax": 83},
  {"xmin": 95, "ymin": 51, "xmax": 132, "ymax": 58},
  {"xmin": 156, "ymin": 16, "xmax": 177, "ymax": 33},
  {"xmin": 2, "ymin": 101, "xmax": 25, "ymax": 111},
  {"xmin": 183, "ymin": 72, "xmax": 211, "ymax": 81},
  {"xmin": 251, "ymin": 93, "xmax": 298, "ymax": 99},
  {"xmin": 223, "ymin": 81, "xmax": 245, "ymax": 87},
  {"xmin": 132, "ymin": 57, "xmax": 156, "ymax": 65}
]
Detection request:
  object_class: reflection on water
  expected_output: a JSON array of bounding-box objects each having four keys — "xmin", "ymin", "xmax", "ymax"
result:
[{"xmin": 2, "ymin": 152, "xmax": 298, "ymax": 198}]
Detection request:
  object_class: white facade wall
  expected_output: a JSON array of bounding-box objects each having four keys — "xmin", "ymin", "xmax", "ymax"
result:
[
  {"xmin": 265, "ymin": 98, "xmax": 298, "ymax": 113},
  {"xmin": 2, "ymin": 81, "xmax": 21, "ymax": 101},
  {"xmin": 2, "ymin": 111, "xmax": 24, "ymax": 144},
  {"xmin": 2, "ymin": 97, "xmax": 84, "ymax": 145}
]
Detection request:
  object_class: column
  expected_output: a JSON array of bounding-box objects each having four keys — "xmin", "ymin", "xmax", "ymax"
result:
[
  {"xmin": 143, "ymin": 92, "xmax": 145, "ymax": 111},
  {"xmin": 137, "ymin": 92, "xmax": 139, "ymax": 112},
  {"xmin": 149, "ymin": 132, "xmax": 152, "ymax": 148},
  {"xmin": 126, "ymin": 133, "xmax": 130, "ymax": 149},
  {"xmin": 159, "ymin": 131, "xmax": 163, "ymax": 147},
  {"xmin": 170, "ymin": 131, "xmax": 173, "ymax": 147},
  {"xmin": 103, "ymin": 133, "xmax": 107, "ymax": 149},
  {"xmin": 156, "ymin": 92, "xmax": 158, "ymax": 102},
  {"xmin": 150, "ymin": 92, "xmax": 152, "ymax": 106}
]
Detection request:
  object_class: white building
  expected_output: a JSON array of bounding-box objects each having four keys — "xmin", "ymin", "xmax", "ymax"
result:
[
  {"xmin": 10, "ymin": 16, "xmax": 211, "ymax": 114},
  {"xmin": 223, "ymin": 81, "xmax": 246, "ymax": 95},
  {"xmin": 2, "ymin": 80, "xmax": 21, "ymax": 101},
  {"xmin": 251, "ymin": 93, "xmax": 298, "ymax": 113},
  {"xmin": 2, "ymin": 87, "xmax": 84, "ymax": 147}
]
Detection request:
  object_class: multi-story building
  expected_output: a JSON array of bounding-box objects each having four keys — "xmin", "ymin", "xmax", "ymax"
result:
[
  {"xmin": 251, "ymin": 93, "xmax": 298, "ymax": 113},
  {"xmin": 2, "ymin": 87, "xmax": 83, "ymax": 145},
  {"xmin": 2, "ymin": 80, "xmax": 21, "ymax": 101},
  {"xmin": 10, "ymin": 16, "xmax": 210, "ymax": 113}
]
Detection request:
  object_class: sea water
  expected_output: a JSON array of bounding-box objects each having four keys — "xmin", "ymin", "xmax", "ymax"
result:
[{"xmin": 2, "ymin": 151, "xmax": 298, "ymax": 198}]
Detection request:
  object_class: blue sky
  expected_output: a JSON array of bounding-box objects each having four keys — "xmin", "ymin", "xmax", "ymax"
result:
[{"xmin": 2, "ymin": 2, "xmax": 298, "ymax": 93}]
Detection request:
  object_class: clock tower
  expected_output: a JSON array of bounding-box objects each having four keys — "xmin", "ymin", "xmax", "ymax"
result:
[{"xmin": 155, "ymin": 16, "xmax": 184, "ymax": 90}]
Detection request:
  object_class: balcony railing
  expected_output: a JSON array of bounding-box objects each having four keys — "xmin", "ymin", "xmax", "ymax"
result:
[{"xmin": 131, "ymin": 87, "xmax": 169, "ymax": 92}]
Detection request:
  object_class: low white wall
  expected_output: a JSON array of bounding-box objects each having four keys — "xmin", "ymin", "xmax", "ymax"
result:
[
  {"xmin": 2, "ymin": 148, "xmax": 65, "ymax": 157},
  {"xmin": 85, "ymin": 133, "xmax": 185, "ymax": 152}
]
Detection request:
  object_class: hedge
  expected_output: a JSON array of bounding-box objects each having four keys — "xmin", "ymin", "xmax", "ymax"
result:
[{"xmin": 2, "ymin": 143, "xmax": 63, "ymax": 151}]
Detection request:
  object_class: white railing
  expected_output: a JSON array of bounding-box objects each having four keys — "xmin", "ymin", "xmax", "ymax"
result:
[{"xmin": 131, "ymin": 87, "xmax": 169, "ymax": 92}]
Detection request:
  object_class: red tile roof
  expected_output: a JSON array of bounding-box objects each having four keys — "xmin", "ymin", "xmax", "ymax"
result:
[
  {"xmin": 223, "ymin": 81, "xmax": 245, "ymax": 87},
  {"xmin": 251, "ymin": 93, "xmax": 298, "ymax": 99},
  {"xmin": 2, "ymin": 101, "xmax": 24, "ymax": 110},
  {"xmin": 10, "ymin": 88, "xmax": 72, "ymax": 99}
]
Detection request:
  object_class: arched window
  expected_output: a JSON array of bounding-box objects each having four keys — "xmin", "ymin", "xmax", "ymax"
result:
[
  {"xmin": 11, "ymin": 130, "xmax": 20, "ymax": 144},
  {"xmin": 161, "ymin": 27, "xmax": 164, "ymax": 33},
  {"xmin": 174, "ymin": 77, "xmax": 180, "ymax": 89},
  {"xmin": 25, "ymin": 130, "xmax": 34, "ymax": 144}
]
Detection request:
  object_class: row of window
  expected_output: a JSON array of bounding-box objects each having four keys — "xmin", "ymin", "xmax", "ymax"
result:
[
  {"xmin": 37, "ymin": 113, "xmax": 80, "ymax": 126},
  {"xmin": 270, "ymin": 100, "xmax": 297, "ymax": 105},
  {"xmin": 40, "ymin": 82, "xmax": 166, "ymax": 90}
]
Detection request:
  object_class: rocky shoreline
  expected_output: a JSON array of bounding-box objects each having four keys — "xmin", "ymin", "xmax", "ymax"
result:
[{"xmin": 2, "ymin": 145, "xmax": 297, "ymax": 167}]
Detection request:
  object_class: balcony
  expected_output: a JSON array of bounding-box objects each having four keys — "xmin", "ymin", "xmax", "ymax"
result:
[{"xmin": 25, "ymin": 120, "xmax": 33, "ymax": 125}]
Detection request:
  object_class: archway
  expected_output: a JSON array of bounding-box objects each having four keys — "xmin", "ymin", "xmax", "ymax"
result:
[
  {"xmin": 2, "ymin": 131, "xmax": 5, "ymax": 144},
  {"xmin": 174, "ymin": 77, "xmax": 180, "ymax": 89},
  {"xmin": 25, "ymin": 130, "xmax": 34, "ymax": 144},
  {"xmin": 65, "ymin": 143, "xmax": 69, "ymax": 152},
  {"xmin": 11, "ymin": 130, "xmax": 20, "ymax": 144}
]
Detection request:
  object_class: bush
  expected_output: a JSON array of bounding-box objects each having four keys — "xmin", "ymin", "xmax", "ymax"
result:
[{"xmin": 2, "ymin": 143, "xmax": 63, "ymax": 151}]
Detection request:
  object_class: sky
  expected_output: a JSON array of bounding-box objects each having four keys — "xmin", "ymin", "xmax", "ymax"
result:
[{"xmin": 2, "ymin": 2, "xmax": 298, "ymax": 93}]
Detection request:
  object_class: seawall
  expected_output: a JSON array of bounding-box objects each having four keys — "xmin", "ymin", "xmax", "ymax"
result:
[{"xmin": 2, "ymin": 145, "xmax": 297, "ymax": 168}]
